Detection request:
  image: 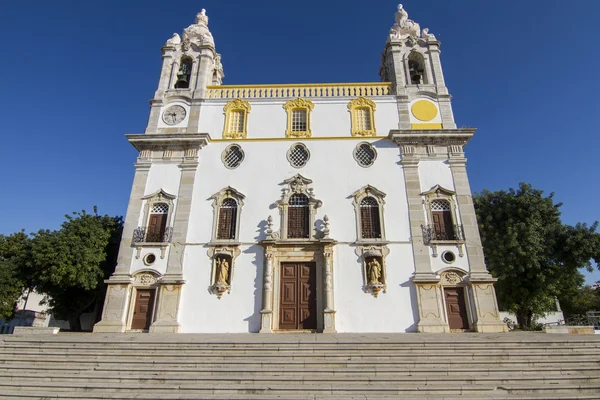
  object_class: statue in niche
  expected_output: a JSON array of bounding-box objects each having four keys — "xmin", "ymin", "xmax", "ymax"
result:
[
  {"xmin": 215, "ymin": 257, "xmax": 230, "ymax": 286},
  {"xmin": 367, "ymin": 258, "xmax": 382, "ymax": 285}
]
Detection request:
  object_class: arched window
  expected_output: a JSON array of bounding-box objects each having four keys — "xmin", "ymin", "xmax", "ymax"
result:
[
  {"xmin": 174, "ymin": 57, "xmax": 193, "ymax": 89},
  {"xmin": 408, "ymin": 52, "xmax": 427, "ymax": 85},
  {"xmin": 360, "ymin": 197, "xmax": 382, "ymax": 239},
  {"xmin": 147, "ymin": 203, "xmax": 169, "ymax": 242},
  {"xmin": 217, "ymin": 198, "xmax": 238, "ymax": 240},
  {"xmin": 288, "ymin": 194, "xmax": 310, "ymax": 239},
  {"xmin": 430, "ymin": 199, "xmax": 455, "ymax": 240}
]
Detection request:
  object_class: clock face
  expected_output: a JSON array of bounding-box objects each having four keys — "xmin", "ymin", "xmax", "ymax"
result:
[{"xmin": 162, "ymin": 105, "xmax": 186, "ymax": 125}]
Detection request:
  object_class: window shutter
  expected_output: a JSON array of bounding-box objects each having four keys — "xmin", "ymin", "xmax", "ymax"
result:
[
  {"xmin": 217, "ymin": 199, "xmax": 237, "ymax": 240},
  {"xmin": 147, "ymin": 214, "xmax": 167, "ymax": 242},
  {"xmin": 432, "ymin": 210, "xmax": 453, "ymax": 240},
  {"xmin": 288, "ymin": 194, "xmax": 309, "ymax": 239},
  {"xmin": 360, "ymin": 197, "xmax": 381, "ymax": 239}
]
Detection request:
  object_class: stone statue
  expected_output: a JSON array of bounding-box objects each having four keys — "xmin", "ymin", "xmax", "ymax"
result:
[
  {"xmin": 166, "ymin": 33, "xmax": 181, "ymax": 46},
  {"xmin": 182, "ymin": 9, "xmax": 215, "ymax": 47},
  {"xmin": 215, "ymin": 258, "xmax": 230, "ymax": 286},
  {"xmin": 367, "ymin": 258, "xmax": 382, "ymax": 285},
  {"xmin": 421, "ymin": 28, "xmax": 436, "ymax": 40},
  {"xmin": 389, "ymin": 3, "xmax": 421, "ymax": 39}
]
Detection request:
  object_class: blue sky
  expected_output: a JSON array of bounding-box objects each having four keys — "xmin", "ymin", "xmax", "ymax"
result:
[{"xmin": 1, "ymin": 0, "xmax": 598, "ymax": 283}]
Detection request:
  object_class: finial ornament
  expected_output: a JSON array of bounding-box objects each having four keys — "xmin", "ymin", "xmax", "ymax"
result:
[
  {"xmin": 201, "ymin": 8, "xmax": 206, "ymax": 16},
  {"xmin": 389, "ymin": 3, "xmax": 420, "ymax": 40},
  {"xmin": 180, "ymin": 8, "xmax": 214, "ymax": 47}
]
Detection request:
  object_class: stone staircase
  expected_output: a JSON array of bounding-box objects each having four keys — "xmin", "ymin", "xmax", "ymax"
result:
[{"xmin": 0, "ymin": 332, "xmax": 599, "ymax": 399}]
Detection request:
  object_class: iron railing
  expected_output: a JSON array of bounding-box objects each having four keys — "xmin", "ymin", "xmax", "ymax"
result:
[
  {"xmin": 565, "ymin": 312, "xmax": 600, "ymax": 329},
  {"xmin": 133, "ymin": 227, "xmax": 173, "ymax": 244},
  {"xmin": 422, "ymin": 224, "xmax": 465, "ymax": 243}
]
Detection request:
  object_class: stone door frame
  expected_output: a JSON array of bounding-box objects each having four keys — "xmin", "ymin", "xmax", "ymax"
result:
[{"xmin": 125, "ymin": 271, "xmax": 161, "ymax": 332}]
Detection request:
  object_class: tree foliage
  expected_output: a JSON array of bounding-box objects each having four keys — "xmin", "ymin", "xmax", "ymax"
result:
[
  {"xmin": 0, "ymin": 231, "xmax": 34, "ymax": 320},
  {"xmin": 474, "ymin": 183, "xmax": 600, "ymax": 328},
  {"xmin": 31, "ymin": 210, "xmax": 123, "ymax": 331}
]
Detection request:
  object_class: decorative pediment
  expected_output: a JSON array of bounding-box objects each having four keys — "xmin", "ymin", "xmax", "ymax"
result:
[
  {"xmin": 223, "ymin": 98, "xmax": 251, "ymax": 113},
  {"xmin": 283, "ymin": 98, "xmax": 315, "ymax": 112},
  {"xmin": 351, "ymin": 185, "xmax": 387, "ymax": 204},
  {"xmin": 142, "ymin": 189, "xmax": 176, "ymax": 201},
  {"xmin": 421, "ymin": 185, "xmax": 455, "ymax": 197},
  {"xmin": 283, "ymin": 174, "xmax": 313, "ymax": 194},
  {"xmin": 210, "ymin": 186, "xmax": 246, "ymax": 206},
  {"xmin": 347, "ymin": 97, "xmax": 377, "ymax": 112}
]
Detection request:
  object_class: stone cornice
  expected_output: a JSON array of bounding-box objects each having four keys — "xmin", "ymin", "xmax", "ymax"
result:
[
  {"xmin": 126, "ymin": 133, "xmax": 211, "ymax": 151},
  {"xmin": 388, "ymin": 128, "xmax": 476, "ymax": 147}
]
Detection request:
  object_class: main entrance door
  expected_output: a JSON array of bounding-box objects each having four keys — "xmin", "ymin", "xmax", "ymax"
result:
[
  {"xmin": 444, "ymin": 287, "xmax": 469, "ymax": 330},
  {"xmin": 279, "ymin": 262, "xmax": 317, "ymax": 330},
  {"xmin": 131, "ymin": 289, "xmax": 155, "ymax": 330}
]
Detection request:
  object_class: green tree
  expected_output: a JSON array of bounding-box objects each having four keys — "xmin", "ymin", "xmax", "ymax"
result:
[
  {"xmin": 0, "ymin": 232, "xmax": 34, "ymax": 320},
  {"xmin": 560, "ymin": 283, "xmax": 600, "ymax": 319},
  {"xmin": 473, "ymin": 183, "xmax": 600, "ymax": 329},
  {"xmin": 32, "ymin": 209, "xmax": 123, "ymax": 331}
]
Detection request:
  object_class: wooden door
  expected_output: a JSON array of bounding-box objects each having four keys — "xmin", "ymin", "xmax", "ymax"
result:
[
  {"xmin": 147, "ymin": 214, "xmax": 167, "ymax": 242},
  {"xmin": 131, "ymin": 289, "xmax": 155, "ymax": 330},
  {"xmin": 445, "ymin": 287, "xmax": 469, "ymax": 330},
  {"xmin": 279, "ymin": 263, "xmax": 317, "ymax": 330},
  {"xmin": 432, "ymin": 210, "xmax": 454, "ymax": 240}
]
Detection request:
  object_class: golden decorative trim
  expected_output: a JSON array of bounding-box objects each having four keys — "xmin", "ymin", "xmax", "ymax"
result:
[
  {"xmin": 206, "ymin": 82, "xmax": 392, "ymax": 99},
  {"xmin": 283, "ymin": 98, "xmax": 315, "ymax": 138},
  {"xmin": 222, "ymin": 99, "xmax": 251, "ymax": 139},
  {"xmin": 348, "ymin": 97, "xmax": 377, "ymax": 137},
  {"xmin": 412, "ymin": 123, "xmax": 443, "ymax": 130},
  {"xmin": 211, "ymin": 136, "xmax": 388, "ymax": 142}
]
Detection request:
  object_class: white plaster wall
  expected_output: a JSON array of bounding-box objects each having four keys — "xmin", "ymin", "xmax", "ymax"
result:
[
  {"xmin": 177, "ymin": 138, "xmax": 419, "ymax": 332},
  {"xmin": 198, "ymin": 97, "xmax": 399, "ymax": 139}
]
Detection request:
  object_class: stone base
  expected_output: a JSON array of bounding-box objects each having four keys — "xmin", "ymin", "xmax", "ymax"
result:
[
  {"xmin": 92, "ymin": 321, "xmax": 126, "ymax": 333},
  {"xmin": 13, "ymin": 327, "xmax": 60, "ymax": 335},
  {"xmin": 259, "ymin": 311, "xmax": 273, "ymax": 333},
  {"xmin": 416, "ymin": 322, "xmax": 449, "ymax": 333},
  {"xmin": 323, "ymin": 310, "xmax": 336, "ymax": 333},
  {"xmin": 474, "ymin": 321, "xmax": 509, "ymax": 333},
  {"xmin": 149, "ymin": 321, "xmax": 181, "ymax": 333},
  {"xmin": 545, "ymin": 326, "xmax": 595, "ymax": 335}
]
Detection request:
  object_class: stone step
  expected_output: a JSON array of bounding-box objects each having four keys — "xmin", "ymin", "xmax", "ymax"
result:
[
  {"xmin": 1, "ymin": 380, "xmax": 599, "ymax": 396},
  {"xmin": 1, "ymin": 370, "xmax": 599, "ymax": 386},
  {"xmin": 3, "ymin": 363, "xmax": 599, "ymax": 376}
]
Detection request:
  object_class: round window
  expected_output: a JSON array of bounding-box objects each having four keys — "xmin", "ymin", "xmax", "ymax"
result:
[
  {"xmin": 287, "ymin": 143, "xmax": 310, "ymax": 168},
  {"xmin": 442, "ymin": 251, "xmax": 456, "ymax": 264},
  {"xmin": 354, "ymin": 142, "xmax": 377, "ymax": 167},
  {"xmin": 222, "ymin": 144, "xmax": 245, "ymax": 169},
  {"xmin": 144, "ymin": 253, "xmax": 157, "ymax": 266}
]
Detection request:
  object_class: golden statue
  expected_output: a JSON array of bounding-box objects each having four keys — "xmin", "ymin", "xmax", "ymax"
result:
[
  {"xmin": 215, "ymin": 258, "xmax": 230, "ymax": 286},
  {"xmin": 367, "ymin": 258, "xmax": 382, "ymax": 285}
]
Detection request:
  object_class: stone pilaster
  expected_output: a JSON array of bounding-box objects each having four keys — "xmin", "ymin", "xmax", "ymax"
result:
[
  {"xmin": 92, "ymin": 280, "xmax": 133, "ymax": 333},
  {"xmin": 322, "ymin": 243, "xmax": 336, "ymax": 333},
  {"xmin": 448, "ymin": 151, "xmax": 507, "ymax": 332},
  {"xmin": 259, "ymin": 245, "xmax": 274, "ymax": 333},
  {"xmin": 149, "ymin": 150, "xmax": 199, "ymax": 333},
  {"xmin": 426, "ymin": 42, "xmax": 448, "ymax": 95},
  {"xmin": 154, "ymin": 47, "xmax": 175, "ymax": 99},
  {"xmin": 193, "ymin": 48, "xmax": 216, "ymax": 99}
]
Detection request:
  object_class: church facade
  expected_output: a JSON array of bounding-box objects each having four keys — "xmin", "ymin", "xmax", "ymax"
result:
[{"xmin": 94, "ymin": 5, "xmax": 507, "ymax": 334}]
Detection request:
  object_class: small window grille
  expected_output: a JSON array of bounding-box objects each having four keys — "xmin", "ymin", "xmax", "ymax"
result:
[
  {"xmin": 360, "ymin": 197, "xmax": 382, "ymax": 239},
  {"xmin": 151, "ymin": 203, "xmax": 169, "ymax": 214},
  {"xmin": 288, "ymin": 194, "xmax": 310, "ymax": 239},
  {"xmin": 229, "ymin": 110, "xmax": 245, "ymax": 133},
  {"xmin": 356, "ymin": 108, "xmax": 372, "ymax": 131},
  {"xmin": 222, "ymin": 144, "xmax": 245, "ymax": 169},
  {"xmin": 291, "ymin": 109, "xmax": 307, "ymax": 132},
  {"xmin": 287, "ymin": 143, "xmax": 310, "ymax": 168},
  {"xmin": 217, "ymin": 198, "xmax": 238, "ymax": 240},
  {"xmin": 431, "ymin": 199, "xmax": 451, "ymax": 211},
  {"xmin": 354, "ymin": 143, "xmax": 377, "ymax": 167}
]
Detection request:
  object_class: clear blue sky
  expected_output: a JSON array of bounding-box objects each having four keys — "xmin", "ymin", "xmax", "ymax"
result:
[{"xmin": 1, "ymin": 0, "xmax": 598, "ymax": 283}]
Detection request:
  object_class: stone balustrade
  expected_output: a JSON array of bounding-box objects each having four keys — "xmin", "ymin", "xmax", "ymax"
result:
[{"xmin": 206, "ymin": 83, "xmax": 392, "ymax": 99}]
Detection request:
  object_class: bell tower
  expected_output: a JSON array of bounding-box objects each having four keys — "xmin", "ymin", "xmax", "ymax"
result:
[
  {"xmin": 380, "ymin": 4, "xmax": 456, "ymax": 129},
  {"xmin": 146, "ymin": 9, "xmax": 224, "ymax": 134}
]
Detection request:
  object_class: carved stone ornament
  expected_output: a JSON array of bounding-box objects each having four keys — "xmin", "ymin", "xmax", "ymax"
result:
[
  {"xmin": 274, "ymin": 174, "xmax": 323, "ymax": 241},
  {"xmin": 166, "ymin": 33, "xmax": 181, "ymax": 46},
  {"xmin": 441, "ymin": 270, "xmax": 464, "ymax": 285},
  {"xmin": 182, "ymin": 8, "xmax": 215, "ymax": 48},
  {"xmin": 389, "ymin": 4, "xmax": 421, "ymax": 40},
  {"xmin": 134, "ymin": 272, "xmax": 159, "ymax": 286},
  {"xmin": 207, "ymin": 246, "xmax": 241, "ymax": 299},
  {"xmin": 355, "ymin": 245, "xmax": 390, "ymax": 297}
]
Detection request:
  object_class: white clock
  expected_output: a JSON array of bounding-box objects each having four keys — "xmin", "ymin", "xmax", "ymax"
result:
[{"xmin": 162, "ymin": 105, "xmax": 186, "ymax": 125}]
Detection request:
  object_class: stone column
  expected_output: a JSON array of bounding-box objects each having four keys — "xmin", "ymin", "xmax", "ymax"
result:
[
  {"xmin": 401, "ymin": 148, "xmax": 447, "ymax": 332},
  {"xmin": 149, "ymin": 150, "xmax": 199, "ymax": 333},
  {"xmin": 259, "ymin": 246, "xmax": 274, "ymax": 333},
  {"xmin": 93, "ymin": 157, "xmax": 151, "ymax": 333},
  {"xmin": 193, "ymin": 48, "xmax": 215, "ymax": 98},
  {"xmin": 448, "ymin": 151, "xmax": 507, "ymax": 333},
  {"xmin": 322, "ymin": 243, "xmax": 336, "ymax": 333}
]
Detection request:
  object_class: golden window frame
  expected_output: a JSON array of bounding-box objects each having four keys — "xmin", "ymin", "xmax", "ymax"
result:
[
  {"xmin": 283, "ymin": 98, "xmax": 315, "ymax": 138},
  {"xmin": 348, "ymin": 97, "xmax": 377, "ymax": 137},
  {"xmin": 222, "ymin": 99, "xmax": 251, "ymax": 139}
]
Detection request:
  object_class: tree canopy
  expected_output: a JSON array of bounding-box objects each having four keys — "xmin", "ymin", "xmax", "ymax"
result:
[{"xmin": 474, "ymin": 183, "xmax": 600, "ymax": 328}]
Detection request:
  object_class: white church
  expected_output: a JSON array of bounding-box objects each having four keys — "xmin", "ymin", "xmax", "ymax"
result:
[{"xmin": 94, "ymin": 5, "xmax": 507, "ymax": 334}]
